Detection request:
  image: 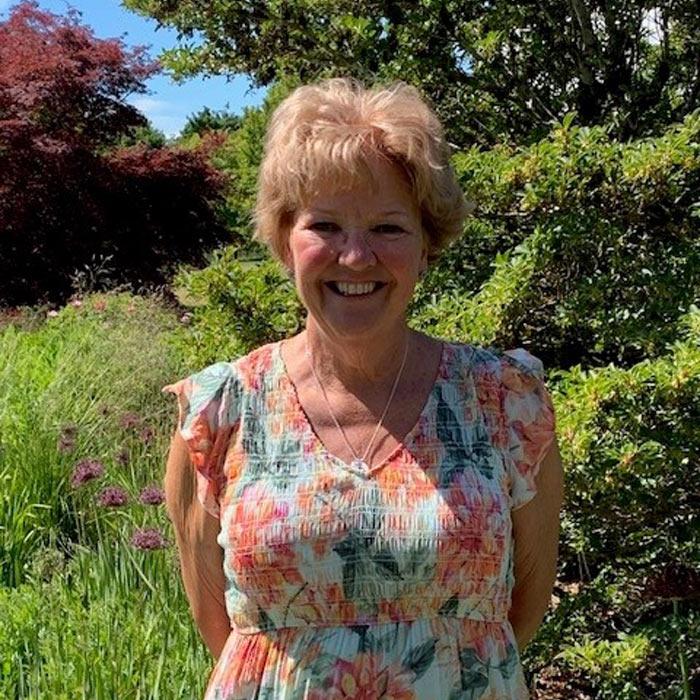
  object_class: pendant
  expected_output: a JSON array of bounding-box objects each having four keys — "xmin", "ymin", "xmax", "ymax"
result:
[{"xmin": 350, "ymin": 457, "xmax": 369, "ymax": 474}]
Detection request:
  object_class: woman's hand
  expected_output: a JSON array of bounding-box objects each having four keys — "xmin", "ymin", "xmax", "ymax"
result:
[
  {"xmin": 508, "ymin": 437, "xmax": 565, "ymax": 651},
  {"xmin": 164, "ymin": 430, "xmax": 231, "ymax": 660}
]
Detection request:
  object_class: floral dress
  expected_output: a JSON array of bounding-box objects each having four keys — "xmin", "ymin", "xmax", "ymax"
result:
[{"xmin": 162, "ymin": 340, "xmax": 556, "ymax": 700}]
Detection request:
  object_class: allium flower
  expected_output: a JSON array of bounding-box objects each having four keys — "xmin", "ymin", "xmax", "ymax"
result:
[
  {"xmin": 119, "ymin": 411, "xmax": 142, "ymax": 430},
  {"xmin": 70, "ymin": 299, "xmax": 83, "ymax": 308},
  {"xmin": 140, "ymin": 426, "xmax": 155, "ymax": 444},
  {"xmin": 47, "ymin": 310, "xmax": 59, "ymax": 318},
  {"xmin": 58, "ymin": 423, "xmax": 78, "ymax": 454},
  {"xmin": 131, "ymin": 527, "xmax": 168, "ymax": 550},
  {"xmin": 97, "ymin": 485, "xmax": 129, "ymax": 507},
  {"xmin": 115, "ymin": 447, "xmax": 130, "ymax": 467},
  {"xmin": 139, "ymin": 485, "xmax": 165, "ymax": 506},
  {"xmin": 93, "ymin": 299, "xmax": 107, "ymax": 312},
  {"xmin": 70, "ymin": 459, "xmax": 105, "ymax": 488}
]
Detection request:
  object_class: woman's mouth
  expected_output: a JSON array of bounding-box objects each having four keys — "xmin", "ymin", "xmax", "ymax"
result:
[{"xmin": 325, "ymin": 281, "xmax": 386, "ymax": 297}]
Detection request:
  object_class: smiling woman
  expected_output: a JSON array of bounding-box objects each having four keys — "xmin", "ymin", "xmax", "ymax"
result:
[{"xmin": 162, "ymin": 77, "xmax": 564, "ymax": 700}]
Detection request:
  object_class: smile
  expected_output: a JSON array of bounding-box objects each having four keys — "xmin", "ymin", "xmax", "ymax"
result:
[{"xmin": 325, "ymin": 281, "xmax": 386, "ymax": 297}]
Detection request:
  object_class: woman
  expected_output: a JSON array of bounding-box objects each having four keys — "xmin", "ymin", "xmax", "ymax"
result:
[{"xmin": 163, "ymin": 78, "xmax": 564, "ymax": 699}]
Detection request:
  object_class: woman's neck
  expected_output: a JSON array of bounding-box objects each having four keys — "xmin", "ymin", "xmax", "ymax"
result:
[{"xmin": 303, "ymin": 320, "xmax": 412, "ymax": 390}]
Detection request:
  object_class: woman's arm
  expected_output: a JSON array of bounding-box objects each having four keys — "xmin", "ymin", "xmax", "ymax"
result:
[
  {"xmin": 508, "ymin": 437, "xmax": 565, "ymax": 651},
  {"xmin": 164, "ymin": 430, "xmax": 231, "ymax": 660}
]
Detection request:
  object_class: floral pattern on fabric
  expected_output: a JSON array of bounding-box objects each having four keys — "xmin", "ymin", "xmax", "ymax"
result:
[{"xmin": 162, "ymin": 340, "xmax": 556, "ymax": 699}]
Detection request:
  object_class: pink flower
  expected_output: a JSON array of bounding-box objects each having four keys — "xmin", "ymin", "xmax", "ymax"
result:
[
  {"xmin": 70, "ymin": 459, "xmax": 104, "ymax": 488},
  {"xmin": 97, "ymin": 485, "xmax": 129, "ymax": 507},
  {"xmin": 58, "ymin": 423, "xmax": 78, "ymax": 452},
  {"xmin": 130, "ymin": 527, "xmax": 168, "ymax": 550},
  {"xmin": 140, "ymin": 426, "xmax": 154, "ymax": 444},
  {"xmin": 139, "ymin": 485, "xmax": 165, "ymax": 505},
  {"xmin": 119, "ymin": 411, "xmax": 142, "ymax": 430}
]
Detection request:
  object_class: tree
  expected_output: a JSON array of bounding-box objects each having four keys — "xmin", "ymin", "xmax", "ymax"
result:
[
  {"xmin": 180, "ymin": 106, "xmax": 241, "ymax": 138},
  {"xmin": 0, "ymin": 1, "xmax": 229, "ymax": 306},
  {"xmin": 123, "ymin": 0, "xmax": 700, "ymax": 147},
  {"xmin": 0, "ymin": 1, "xmax": 157, "ymax": 147}
]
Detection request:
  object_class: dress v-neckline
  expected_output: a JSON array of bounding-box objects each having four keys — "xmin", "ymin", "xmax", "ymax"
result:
[{"xmin": 276, "ymin": 339, "xmax": 448, "ymax": 478}]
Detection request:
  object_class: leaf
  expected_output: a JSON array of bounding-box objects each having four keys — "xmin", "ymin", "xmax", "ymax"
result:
[
  {"xmin": 458, "ymin": 648, "xmax": 489, "ymax": 693},
  {"xmin": 371, "ymin": 548, "xmax": 402, "ymax": 580},
  {"xmin": 402, "ymin": 638, "xmax": 436, "ymax": 679},
  {"xmin": 438, "ymin": 595, "xmax": 459, "ymax": 615}
]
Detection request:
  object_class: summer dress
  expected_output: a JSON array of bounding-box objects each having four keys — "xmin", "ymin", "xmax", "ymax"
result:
[{"xmin": 162, "ymin": 340, "xmax": 556, "ymax": 699}]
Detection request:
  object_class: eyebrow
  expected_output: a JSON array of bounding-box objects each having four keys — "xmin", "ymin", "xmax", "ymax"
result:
[{"xmin": 305, "ymin": 209, "xmax": 410, "ymax": 218}]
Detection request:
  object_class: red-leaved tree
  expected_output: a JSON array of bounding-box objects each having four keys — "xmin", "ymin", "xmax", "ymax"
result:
[{"xmin": 0, "ymin": 1, "xmax": 230, "ymax": 306}]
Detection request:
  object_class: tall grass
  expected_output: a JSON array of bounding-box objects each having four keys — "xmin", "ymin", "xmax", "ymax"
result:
[{"xmin": 0, "ymin": 293, "xmax": 214, "ymax": 698}]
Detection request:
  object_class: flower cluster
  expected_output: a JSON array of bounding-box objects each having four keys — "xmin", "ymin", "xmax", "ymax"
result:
[
  {"xmin": 58, "ymin": 423, "xmax": 78, "ymax": 454},
  {"xmin": 119, "ymin": 411, "xmax": 142, "ymax": 430},
  {"xmin": 97, "ymin": 485, "xmax": 129, "ymax": 507},
  {"xmin": 130, "ymin": 527, "xmax": 168, "ymax": 550},
  {"xmin": 70, "ymin": 459, "xmax": 104, "ymax": 488},
  {"xmin": 139, "ymin": 485, "xmax": 165, "ymax": 505}
]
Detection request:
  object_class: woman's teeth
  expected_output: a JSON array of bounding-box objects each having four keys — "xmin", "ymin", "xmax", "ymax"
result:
[{"xmin": 334, "ymin": 281, "xmax": 379, "ymax": 296}]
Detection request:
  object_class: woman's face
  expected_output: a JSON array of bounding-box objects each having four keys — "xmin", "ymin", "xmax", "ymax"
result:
[{"xmin": 285, "ymin": 156, "xmax": 428, "ymax": 343}]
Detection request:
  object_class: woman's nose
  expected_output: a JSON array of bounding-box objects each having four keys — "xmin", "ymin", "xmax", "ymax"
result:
[{"xmin": 337, "ymin": 229, "xmax": 376, "ymax": 268}]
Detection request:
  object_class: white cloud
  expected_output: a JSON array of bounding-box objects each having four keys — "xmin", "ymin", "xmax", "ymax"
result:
[{"xmin": 127, "ymin": 96, "xmax": 182, "ymax": 137}]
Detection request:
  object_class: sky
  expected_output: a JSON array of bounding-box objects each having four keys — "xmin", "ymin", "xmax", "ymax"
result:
[{"xmin": 0, "ymin": 0, "xmax": 267, "ymax": 136}]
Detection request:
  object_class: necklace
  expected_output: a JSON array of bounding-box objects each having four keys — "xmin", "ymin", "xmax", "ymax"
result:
[{"xmin": 305, "ymin": 335, "xmax": 410, "ymax": 474}]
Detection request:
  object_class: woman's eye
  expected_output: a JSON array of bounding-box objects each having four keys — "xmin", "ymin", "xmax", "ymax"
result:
[
  {"xmin": 372, "ymin": 224, "xmax": 405, "ymax": 235},
  {"xmin": 310, "ymin": 221, "xmax": 339, "ymax": 233}
]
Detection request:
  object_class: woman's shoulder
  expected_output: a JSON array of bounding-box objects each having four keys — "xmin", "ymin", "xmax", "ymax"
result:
[
  {"xmin": 441, "ymin": 338, "xmax": 545, "ymax": 379},
  {"xmin": 229, "ymin": 340, "xmax": 282, "ymax": 392}
]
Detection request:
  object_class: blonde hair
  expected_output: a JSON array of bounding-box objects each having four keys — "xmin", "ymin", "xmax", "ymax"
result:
[{"xmin": 254, "ymin": 78, "xmax": 471, "ymax": 262}]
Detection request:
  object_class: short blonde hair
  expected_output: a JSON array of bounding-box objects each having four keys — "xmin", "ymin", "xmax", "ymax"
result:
[{"xmin": 254, "ymin": 78, "xmax": 471, "ymax": 262}]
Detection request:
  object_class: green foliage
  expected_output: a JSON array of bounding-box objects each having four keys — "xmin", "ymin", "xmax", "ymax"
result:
[
  {"xmin": 123, "ymin": 0, "xmax": 700, "ymax": 147},
  {"xmin": 556, "ymin": 633, "xmax": 651, "ymax": 699},
  {"xmin": 116, "ymin": 122, "xmax": 167, "ymax": 148},
  {"xmin": 180, "ymin": 105, "xmax": 241, "ymax": 138},
  {"xmin": 0, "ymin": 292, "xmax": 185, "ymax": 587},
  {"xmin": 0, "ymin": 556, "xmax": 211, "ymax": 697},
  {"xmin": 416, "ymin": 113, "xmax": 700, "ymax": 370},
  {"xmin": 207, "ymin": 81, "xmax": 295, "ymax": 243},
  {"xmin": 552, "ymin": 305, "xmax": 699, "ymax": 579},
  {"xmin": 170, "ymin": 246, "xmax": 305, "ymax": 367}
]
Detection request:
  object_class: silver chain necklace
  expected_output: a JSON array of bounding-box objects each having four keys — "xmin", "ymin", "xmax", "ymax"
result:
[{"xmin": 305, "ymin": 336, "xmax": 410, "ymax": 474}]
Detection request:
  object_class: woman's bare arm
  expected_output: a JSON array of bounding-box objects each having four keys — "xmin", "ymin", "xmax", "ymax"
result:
[
  {"xmin": 164, "ymin": 429, "xmax": 231, "ymax": 660},
  {"xmin": 508, "ymin": 437, "xmax": 565, "ymax": 651}
]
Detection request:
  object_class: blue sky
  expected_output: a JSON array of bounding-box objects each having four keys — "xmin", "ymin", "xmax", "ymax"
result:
[{"xmin": 0, "ymin": 0, "xmax": 267, "ymax": 136}]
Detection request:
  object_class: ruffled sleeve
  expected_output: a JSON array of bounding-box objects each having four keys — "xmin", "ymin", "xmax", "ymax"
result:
[
  {"xmin": 500, "ymin": 348, "xmax": 557, "ymax": 511},
  {"xmin": 161, "ymin": 362, "xmax": 241, "ymax": 519}
]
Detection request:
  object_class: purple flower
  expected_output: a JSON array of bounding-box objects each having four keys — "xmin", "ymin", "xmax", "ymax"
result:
[
  {"xmin": 97, "ymin": 485, "xmax": 129, "ymax": 507},
  {"xmin": 58, "ymin": 423, "xmax": 78, "ymax": 454},
  {"xmin": 115, "ymin": 447, "xmax": 130, "ymax": 467},
  {"xmin": 70, "ymin": 459, "xmax": 105, "ymax": 488},
  {"xmin": 140, "ymin": 426, "xmax": 155, "ymax": 445},
  {"xmin": 119, "ymin": 411, "xmax": 142, "ymax": 430},
  {"xmin": 130, "ymin": 527, "xmax": 168, "ymax": 550},
  {"xmin": 139, "ymin": 485, "xmax": 165, "ymax": 506}
]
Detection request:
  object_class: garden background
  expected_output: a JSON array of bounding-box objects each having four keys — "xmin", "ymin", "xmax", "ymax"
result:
[{"xmin": 0, "ymin": 1, "xmax": 698, "ymax": 698}]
